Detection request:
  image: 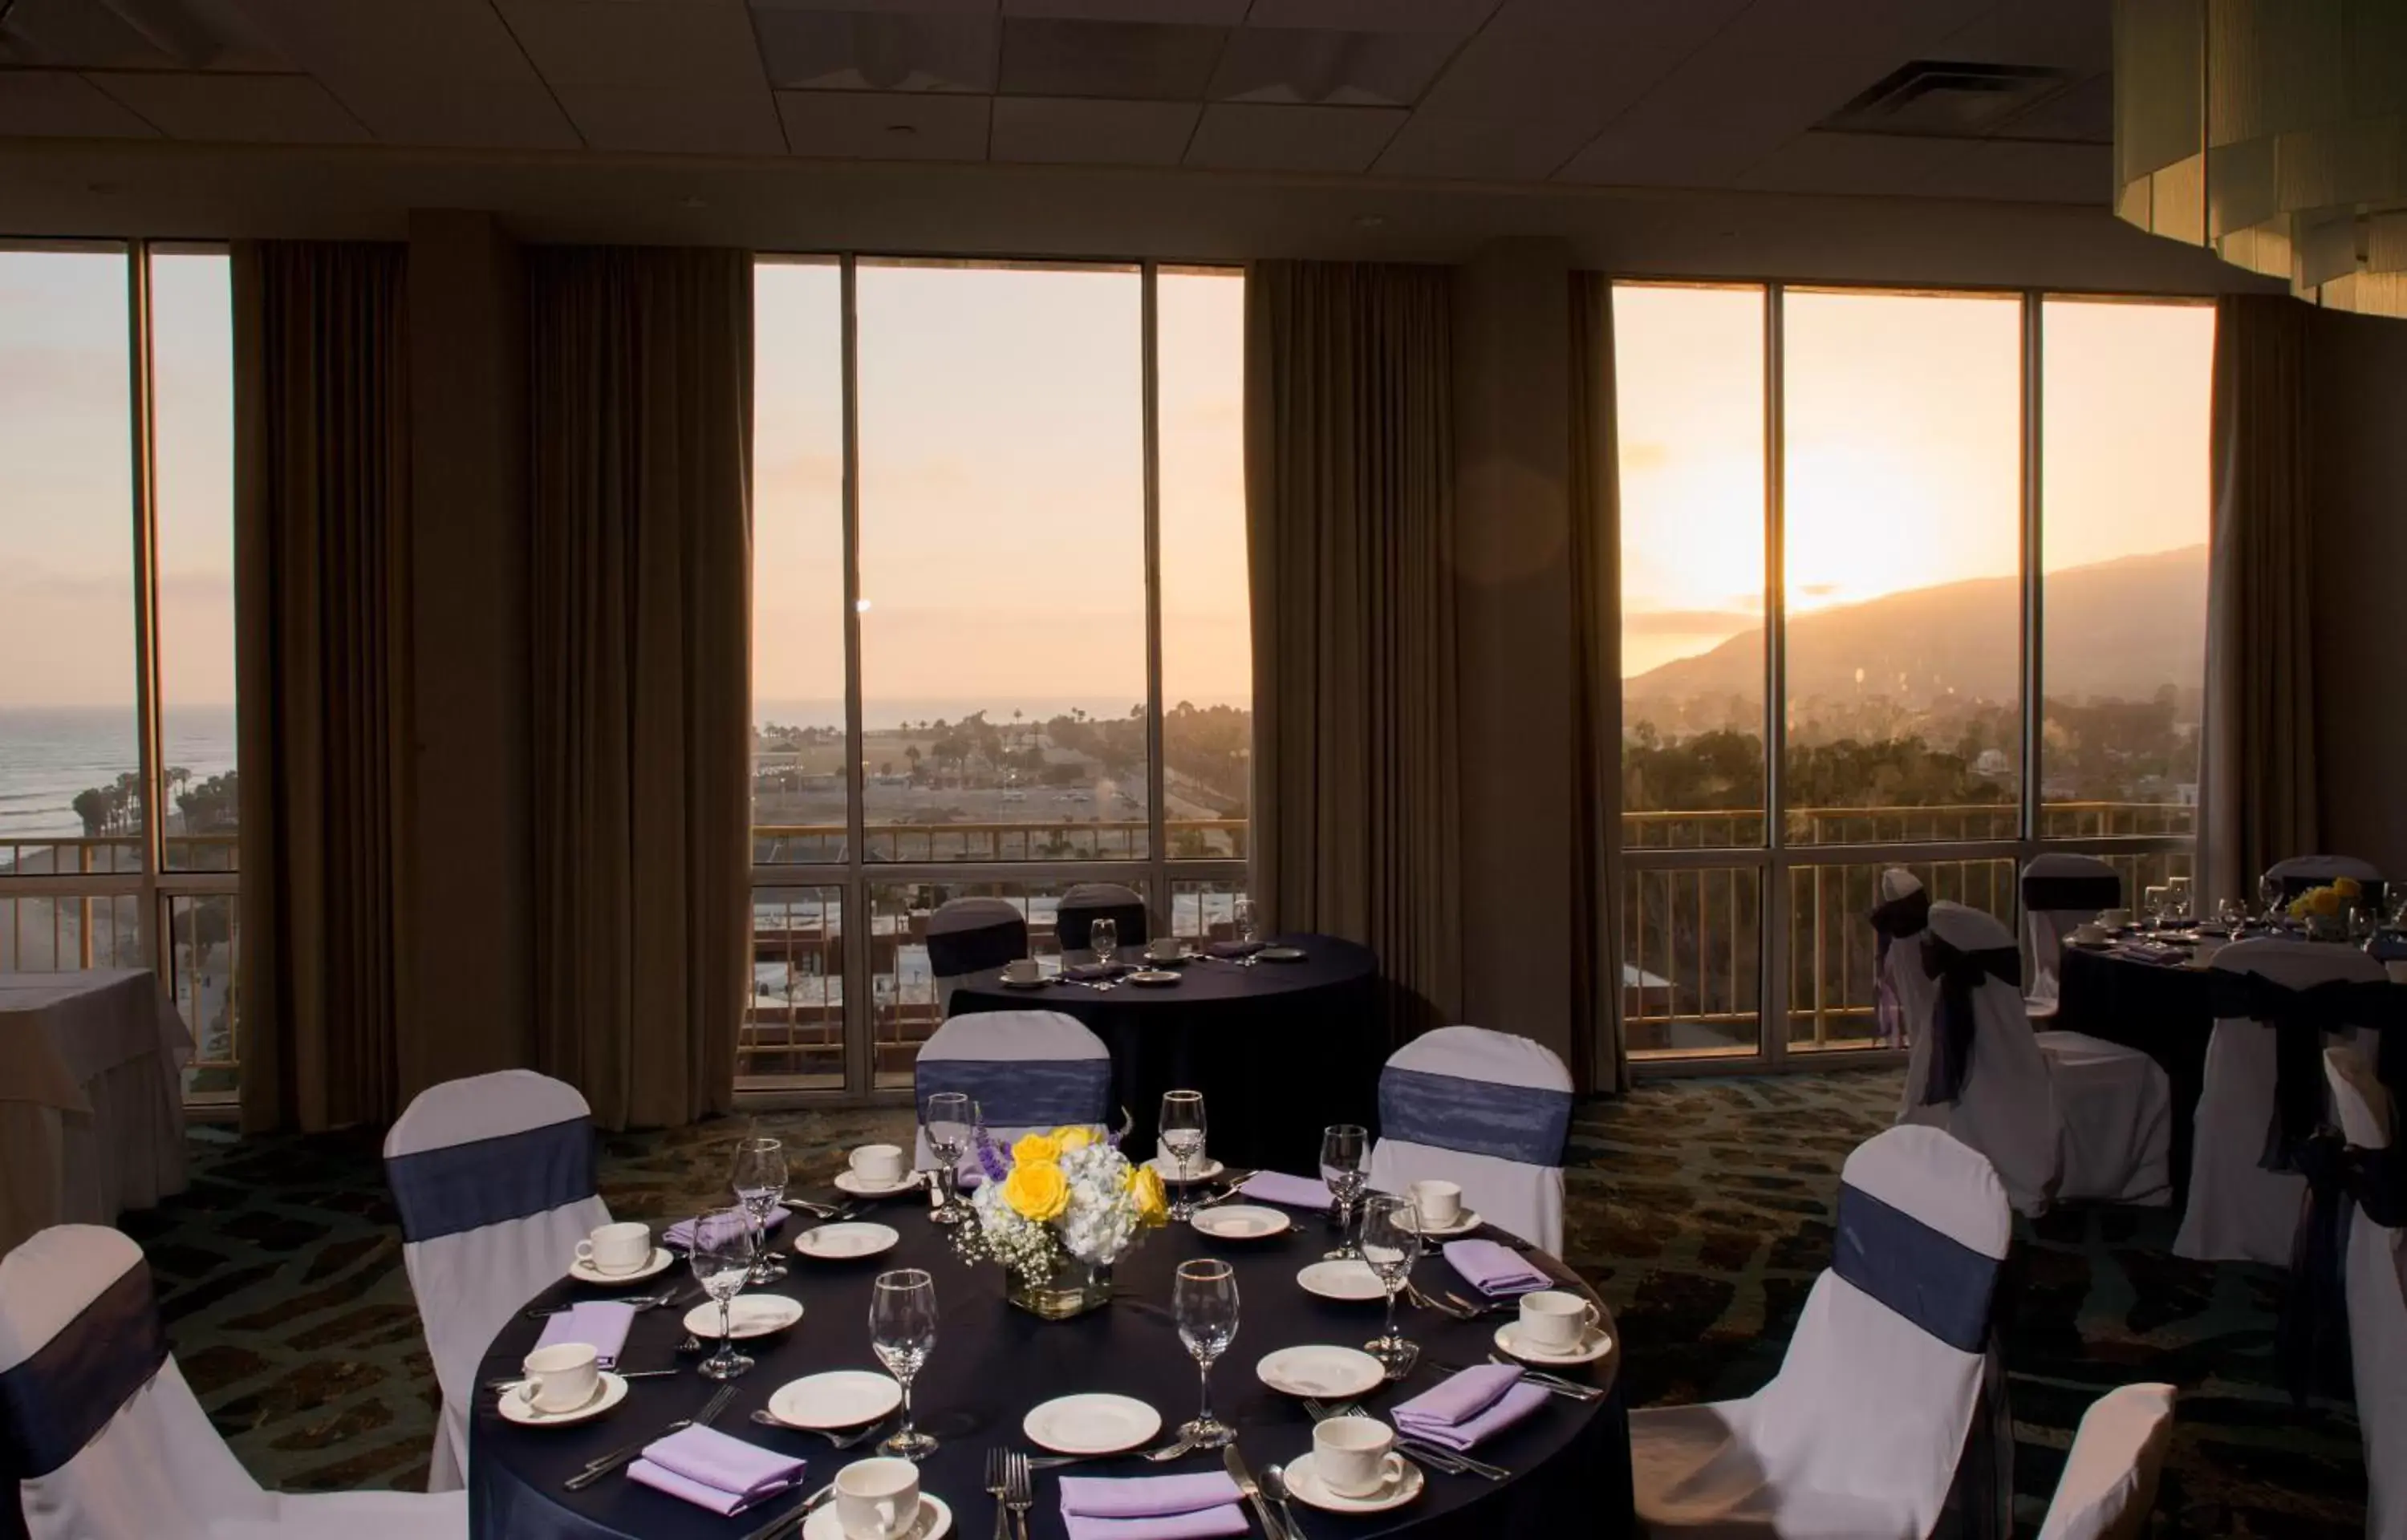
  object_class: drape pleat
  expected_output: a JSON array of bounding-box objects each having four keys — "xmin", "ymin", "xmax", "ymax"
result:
[
  {"xmin": 2202, "ymin": 294, "xmax": 2320, "ymax": 906},
  {"xmin": 233, "ymin": 241, "xmax": 414, "ymax": 1134},
  {"xmin": 528, "ymin": 247, "xmax": 750, "ymax": 1131},
  {"xmin": 1568, "ymin": 274, "xmax": 1628, "ymax": 1095},
  {"xmin": 1244, "ymin": 260, "xmax": 1462, "ymax": 1044}
]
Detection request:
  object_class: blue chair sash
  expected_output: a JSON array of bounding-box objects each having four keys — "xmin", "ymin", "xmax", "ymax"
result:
[
  {"xmin": 386, "ymin": 1116, "xmax": 598, "ymax": 1243},
  {"xmin": 2020, "ymin": 873, "xmax": 2121, "ymax": 912},
  {"xmin": 927, "ymin": 917, "xmax": 1026, "ymax": 979},
  {"xmin": 1378, "ymin": 1067, "xmax": 1572, "ymax": 1166},
  {"xmin": 1918, "ymin": 935, "xmax": 2021, "ymax": 1106},
  {"xmin": 916, "ymin": 1057, "xmax": 1110, "ymax": 1129},
  {"xmin": 0, "ymin": 1258, "xmax": 168, "ymax": 1502},
  {"xmin": 1831, "ymin": 1181, "xmax": 1997, "ymax": 1354}
]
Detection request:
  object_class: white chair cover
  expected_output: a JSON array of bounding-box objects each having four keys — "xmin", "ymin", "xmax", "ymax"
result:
[
  {"xmin": 2033, "ymin": 1383, "xmax": 2175, "ymax": 1540},
  {"xmin": 2033, "ymin": 1027, "xmax": 2174, "ymax": 1209},
  {"xmin": 2264, "ymin": 853, "xmax": 2385, "ymax": 903},
  {"xmin": 2021, "ymin": 853, "xmax": 2121, "ymax": 1019},
  {"xmin": 2177, "ymin": 940, "xmax": 2385, "ymax": 1265},
  {"xmin": 2324, "ymin": 1046, "xmax": 2407, "ymax": 1540},
  {"xmin": 1054, "ymin": 883, "xmax": 1147, "ymax": 965},
  {"xmin": 1630, "ymin": 1125, "xmax": 2012, "ymax": 1538},
  {"xmin": 382, "ymin": 1071, "xmax": 610, "ymax": 1492},
  {"xmin": 1367, "ymin": 1026, "xmax": 1572, "ymax": 1254},
  {"xmin": 926, "ymin": 898, "xmax": 1028, "ymax": 1011},
  {"xmin": 1899, "ymin": 903, "xmax": 2065, "ymax": 1217},
  {"xmin": 1869, "ymin": 869, "xmax": 1930, "ymax": 1063},
  {"xmin": 912, "ymin": 1010, "xmax": 1112, "ymax": 1170},
  {"xmin": 2, "ymin": 1224, "xmax": 465, "ymax": 1538}
]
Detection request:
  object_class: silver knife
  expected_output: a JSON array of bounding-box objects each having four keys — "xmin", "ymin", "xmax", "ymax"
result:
[{"xmin": 1224, "ymin": 1447, "xmax": 1293, "ymax": 1540}]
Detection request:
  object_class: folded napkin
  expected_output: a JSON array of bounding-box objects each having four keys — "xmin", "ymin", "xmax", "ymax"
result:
[
  {"xmin": 1061, "ymin": 962, "xmax": 1131, "ymax": 982},
  {"xmin": 2368, "ymin": 933, "xmax": 2407, "ymax": 962},
  {"xmin": 665, "ymin": 1207, "xmax": 788, "ymax": 1250},
  {"xmin": 1238, "ymin": 1171, "xmax": 1332, "ymax": 1210},
  {"xmin": 533, "ymin": 1301, "xmax": 635, "ymax": 1369},
  {"xmin": 1207, "ymin": 940, "xmax": 1264, "ymax": 958},
  {"xmin": 2109, "ymin": 941, "xmax": 2187, "ymax": 967},
  {"xmin": 1393, "ymin": 1364, "xmax": 1550, "ymax": 1452},
  {"xmin": 1059, "ymin": 1472, "xmax": 1248, "ymax": 1540},
  {"xmin": 1443, "ymin": 1238, "xmax": 1551, "ymax": 1297},
  {"xmin": 626, "ymin": 1424, "xmax": 807, "ymax": 1517}
]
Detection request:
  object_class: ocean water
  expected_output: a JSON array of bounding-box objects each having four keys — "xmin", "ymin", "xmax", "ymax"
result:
[{"xmin": 0, "ymin": 706, "xmax": 237, "ymax": 842}]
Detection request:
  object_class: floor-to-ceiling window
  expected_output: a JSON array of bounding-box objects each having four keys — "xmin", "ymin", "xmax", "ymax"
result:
[
  {"xmin": 1612, "ymin": 281, "xmax": 2211, "ymax": 1066},
  {"xmin": 746, "ymin": 258, "xmax": 1248, "ymax": 1097}
]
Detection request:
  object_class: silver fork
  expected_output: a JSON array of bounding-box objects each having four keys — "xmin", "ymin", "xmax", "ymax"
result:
[
  {"xmin": 1005, "ymin": 1450, "xmax": 1035, "ymax": 1540},
  {"xmin": 1403, "ymin": 1280, "xmax": 1471, "ymax": 1319},
  {"xmin": 525, "ymin": 1282, "xmax": 686, "ymax": 1319},
  {"xmin": 1027, "ymin": 1434, "xmax": 1196, "ymax": 1469},
  {"xmin": 748, "ymin": 1411, "xmax": 886, "ymax": 1450},
  {"xmin": 564, "ymin": 1383, "xmax": 737, "ymax": 1489},
  {"xmin": 984, "ymin": 1449, "xmax": 1011, "ymax": 1540}
]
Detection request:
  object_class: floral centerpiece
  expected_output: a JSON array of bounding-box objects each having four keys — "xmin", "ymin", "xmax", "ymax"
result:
[
  {"xmin": 953, "ymin": 1124, "xmax": 1169, "ymax": 1319},
  {"xmin": 2289, "ymin": 878, "xmax": 2363, "ymax": 932}
]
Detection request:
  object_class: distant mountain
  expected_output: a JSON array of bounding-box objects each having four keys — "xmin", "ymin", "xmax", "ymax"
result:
[{"xmin": 1626, "ymin": 545, "xmax": 2206, "ymax": 717}]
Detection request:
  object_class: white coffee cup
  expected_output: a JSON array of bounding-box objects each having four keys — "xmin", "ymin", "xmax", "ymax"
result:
[
  {"xmin": 517, "ymin": 1342, "xmax": 601, "ymax": 1414},
  {"xmin": 834, "ymin": 1456, "xmax": 921, "ymax": 1540},
  {"xmin": 1312, "ymin": 1416, "xmax": 1406, "ymax": 1498},
  {"xmin": 850, "ymin": 1144, "xmax": 906, "ymax": 1184},
  {"xmin": 2072, "ymin": 922, "xmax": 2109, "ymax": 945},
  {"xmin": 1145, "ymin": 937, "xmax": 1183, "ymax": 962},
  {"xmin": 1408, "ymin": 1179, "xmax": 1463, "ymax": 1229},
  {"xmin": 574, "ymin": 1222, "xmax": 652, "ymax": 1276},
  {"xmin": 1001, "ymin": 957, "xmax": 1041, "ymax": 983},
  {"xmin": 1518, "ymin": 1288, "xmax": 1601, "ymax": 1352},
  {"xmin": 2101, "ymin": 907, "xmax": 2133, "ymax": 930}
]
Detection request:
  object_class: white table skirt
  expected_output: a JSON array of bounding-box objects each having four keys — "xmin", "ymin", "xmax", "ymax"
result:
[{"xmin": 0, "ymin": 969, "xmax": 193, "ymax": 1257}]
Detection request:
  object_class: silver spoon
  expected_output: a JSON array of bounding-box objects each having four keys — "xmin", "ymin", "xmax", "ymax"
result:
[{"xmin": 1260, "ymin": 1462, "xmax": 1310, "ymax": 1540}]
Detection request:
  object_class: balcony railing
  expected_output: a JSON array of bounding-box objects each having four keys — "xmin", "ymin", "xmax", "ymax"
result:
[{"xmin": 753, "ymin": 818, "xmax": 1248, "ymax": 865}]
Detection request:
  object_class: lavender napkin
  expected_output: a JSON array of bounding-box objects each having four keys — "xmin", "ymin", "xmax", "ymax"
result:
[
  {"xmin": 1059, "ymin": 1472, "xmax": 1248, "ymax": 1540},
  {"xmin": 665, "ymin": 1207, "xmax": 788, "ymax": 1250},
  {"xmin": 1207, "ymin": 941, "xmax": 1264, "ymax": 958},
  {"xmin": 1238, "ymin": 1171, "xmax": 1332, "ymax": 1210},
  {"xmin": 1061, "ymin": 962, "xmax": 1131, "ymax": 982},
  {"xmin": 532, "ymin": 1301, "xmax": 635, "ymax": 1368},
  {"xmin": 625, "ymin": 1425, "xmax": 806, "ymax": 1517},
  {"xmin": 1393, "ymin": 1364, "xmax": 1550, "ymax": 1451},
  {"xmin": 1443, "ymin": 1238, "xmax": 1551, "ymax": 1297}
]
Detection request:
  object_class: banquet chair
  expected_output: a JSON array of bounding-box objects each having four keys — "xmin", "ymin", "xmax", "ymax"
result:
[
  {"xmin": 1366, "ymin": 1026, "xmax": 1572, "ymax": 1253},
  {"xmin": 2176, "ymin": 939, "xmax": 2386, "ymax": 1265},
  {"xmin": 1054, "ymin": 882, "xmax": 1148, "ymax": 965},
  {"xmin": 2021, "ymin": 853, "xmax": 2122, "ymax": 1022},
  {"xmin": 382, "ymin": 1070, "xmax": 609, "ymax": 1492},
  {"xmin": 2, "ymin": 1224, "xmax": 466, "ymax": 1538},
  {"xmin": 926, "ymin": 897, "xmax": 1028, "ymax": 1011},
  {"xmin": 2264, "ymin": 853, "xmax": 2386, "ymax": 906},
  {"xmin": 1871, "ymin": 869, "xmax": 1933, "ymax": 1119},
  {"xmin": 912, "ymin": 1009, "xmax": 1111, "ymax": 1172},
  {"xmin": 1630, "ymin": 1124, "xmax": 2011, "ymax": 1538},
  {"xmin": 2033, "ymin": 1383, "xmax": 2176, "ymax": 1540},
  {"xmin": 2323, "ymin": 1046, "xmax": 2407, "ymax": 1539}
]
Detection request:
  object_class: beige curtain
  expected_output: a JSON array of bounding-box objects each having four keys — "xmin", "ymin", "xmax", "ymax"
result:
[
  {"xmin": 233, "ymin": 242, "xmax": 414, "ymax": 1134},
  {"xmin": 1245, "ymin": 260, "xmax": 1461, "ymax": 1042},
  {"xmin": 528, "ymin": 247, "xmax": 750, "ymax": 1131},
  {"xmin": 2202, "ymin": 294, "xmax": 2320, "ymax": 905},
  {"xmin": 1568, "ymin": 274, "xmax": 1627, "ymax": 1094}
]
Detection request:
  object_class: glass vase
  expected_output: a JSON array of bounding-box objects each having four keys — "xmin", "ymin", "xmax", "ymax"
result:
[{"xmin": 1007, "ymin": 1258, "xmax": 1115, "ymax": 1320}]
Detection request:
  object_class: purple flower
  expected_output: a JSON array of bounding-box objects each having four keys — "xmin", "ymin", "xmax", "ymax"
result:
[{"xmin": 976, "ymin": 1123, "xmax": 1009, "ymax": 1182}]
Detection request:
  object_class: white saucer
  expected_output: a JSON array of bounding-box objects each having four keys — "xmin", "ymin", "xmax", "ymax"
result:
[
  {"xmin": 766, "ymin": 1370, "xmax": 903, "ymax": 1430},
  {"xmin": 795, "ymin": 1222, "xmax": 901, "ymax": 1261},
  {"xmin": 1494, "ymin": 1320, "xmax": 1612, "ymax": 1364},
  {"xmin": 835, "ymin": 1169, "xmax": 922, "ymax": 1198},
  {"xmin": 1283, "ymin": 1452, "xmax": 1423, "ymax": 1514},
  {"xmin": 1023, "ymin": 1393, "xmax": 1162, "ymax": 1455},
  {"xmin": 1126, "ymin": 970, "xmax": 1182, "ymax": 987},
  {"xmin": 1191, "ymin": 1205, "xmax": 1290, "ymax": 1242},
  {"xmin": 1259, "ymin": 946, "xmax": 1308, "ymax": 962},
  {"xmin": 1297, "ymin": 1259, "xmax": 1386, "ymax": 1303},
  {"xmin": 1403, "ymin": 1209, "xmax": 1480, "ymax": 1238},
  {"xmin": 802, "ymin": 1493, "xmax": 952, "ymax": 1540},
  {"xmin": 685, "ymin": 1294, "xmax": 806, "ymax": 1339},
  {"xmin": 998, "ymin": 975, "xmax": 1049, "ymax": 990},
  {"xmin": 496, "ymin": 1372, "xmax": 628, "ymax": 1427},
  {"xmin": 1151, "ymin": 1155, "xmax": 1226, "ymax": 1183},
  {"xmin": 1256, "ymin": 1344, "xmax": 1386, "ymax": 1400},
  {"xmin": 568, "ymin": 1248, "xmax": 674, "ymax": 1286}
]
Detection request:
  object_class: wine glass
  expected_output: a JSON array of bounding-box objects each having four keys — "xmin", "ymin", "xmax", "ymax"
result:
[
  {"xmin": 1172, "ymin": 1258, "xmax": 1238, "ymax": 1450},
  {"xmin": 2259, "ymin": 872, "xmax": 2284, "ymax": 922},
  {"xmin": 688, "ymin": 1207, "xmax": 756, "ymax": 1381},
  {"xmin": 1091, "ymin": 917, "xmax": 1119, "ymax": 972},
  {"xmin": 870, "ymin": 1268, "xmax": 940, "ymax": 1460},
  {"xmin": 1320, "ymin": 1124, "xmax": 1370, "ymax": 1259},
  {"xmin": 1359, "ymin": 1193, "xmax": 1423, "ymax": 1376},
  {"xmin": 2166, "ymin": 877, "xmax": 2193, "ymax": 925},
  {"xmin": 923, "ymin": 1092, "xmax": 974, "ymax": 1227},
  {"xmin": 2216, "ymin": 898, "xmax": 2247, "ymax": 934},
  {"xmin": 730, "ymin": 1135, "xmax": 788, "ymax": 1284},
  {"xmin": 2142, "ymin": 886, "xmax": 2168, "ymax": 928},
  {"xmin": 1159, "ymin": 1090, "xmax": 1207, "ymax": 1221},
  {"xmin": 1233, "ymin": 898, "xmax": 1260, "ymax": 950}
]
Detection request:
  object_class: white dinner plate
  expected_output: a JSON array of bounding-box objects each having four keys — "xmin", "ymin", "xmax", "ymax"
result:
[
  {"xmin": 1296, "ymin": 1259, "xmax": 1386, "ymax": 1303},
  {"xmin": 1022, "ymin": 1393, "xmax": 1163, "ymax": 1455},
  {"xmin": 803, "ymin": 1493, "xmax": 952, "ymax": 1540},
  {"xmin": 794, "ymin": 1222, "xmax": 900, "ymax": 1262},
  {"xmin": 1150, "ymin": 1156, "xmax": 1226, "ymax": 1183},
  {"xmin": 1402, "ymin": 1209, "xmax": 1480, "ymax": 1238},
  {"xmin": 998, "ymin": 975, "xmax": 1049, "ymax": 991},
  {"xmin": 1259, "ymin": 946, "xmax": 1308, "ymax": 962},
  {"xmin": 1255, "ymin": 1345, "xmax": 1386, "ymax": 1400},
  {"xmin": 1127, "ymin": 970, "xmax": 1182, "ymax": 987},
  {"xmin": 1494, "ymin": 1320, "xmax": 1613, "ymax": 1365},
  {"xmin": 765, "ymin": 1371, "xmax": 904, "ymax": 1430},
  {"xmin": 1282, "ymin": 1452, "xmax": 1424, "ymax": 1514},
  {"xmin": 567, "ymin": 1247, "xmax": 674, "ymax": 1286},
  {"xmin": 1190, "ymin": 1205, "xmax": 1290, "ymax": 1242},
  {"xmin": 496, "ymin": 1372, "xmax": 628, "ymax": 1427},
  {"xmin": 684, "ymin": 1294, "xmax": 805, "ymax": 1340},
  {"xmin": 834, "ymin": 1169, "xmax": 922, "ymax": 1198}
]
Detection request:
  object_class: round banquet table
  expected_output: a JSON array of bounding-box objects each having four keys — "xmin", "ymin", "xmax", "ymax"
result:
[
  {"xmin": 2055, "ymin": 942, "xmax": 2218, "ymax": 1203},
  {"xmin": 469, "ymin": 1186, "xmax": 1630, "ymax": 1540},
  {"xmin": 945, "ymin": 935, "xmax": 1384, "ymax": 1173}
]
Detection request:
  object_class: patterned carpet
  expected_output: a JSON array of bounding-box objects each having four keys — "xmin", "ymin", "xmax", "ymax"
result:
[{"xmin": 124, "ymin": 1071, "xmax": 2365, "ymax": 1535}]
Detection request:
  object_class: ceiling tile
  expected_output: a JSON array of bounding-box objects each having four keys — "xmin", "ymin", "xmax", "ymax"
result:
[
  {"xmin": 752, "ymin": 10, "xmax": 996, "ymax": 91},
  {"xmin": 232, "ymin": 0, "xmax": 582, "ymax": 147},
  {"xmin": 1183, "ymin": 102, "xmax": 1403, "ymax": 172},
  {"xmin": 1243, "ymin": 0, "xmax": 1497, "ymax": 31},
  {"xmin": 1926, "ymin": 137, "xmax": 2111, "ymax": 204},
  {"xmin": 1936, "ymin": 0, "xmax": 2110, "ymax": 72},
  {"xmin": 775, "ymin": 88, "xmax": 989, "ymax": 158},
  {"xmin": 0, "ymin": 69, "xmax": 160, "ymax": 136},
  {"xmin": 0, "ymin": 0, "xmax": 288, "ymax": 71},
  {"xmin": 752, "ymin": 0, "xmax": 994, "ymax": 12},
  {"xmin": 355, "ymin": 80, "xmax": 585, "ymax": 149},
  {"xmin": 498, "ymin": 0, "xmax": 767, "ymax": 88},
  {"xmin": 1370, "ymin": 111, "xmax": 1595, "ymax": 180},
  {"xmin": 1734, "ymin": 128, "xmax": 1967, "ymax": 197},
  {"xmin": 85, "ymin": 70, "xmax": 367, "ymax": 143},
  {"xmin": 1208, "ymin": 28, "xmax": 1455, "ymax": 107},
  {"xmin": 1416, "ymin": 0, "xmax": 1745, "ymax": 127},
  {"xmin": 1004, "ymin": 0, "xmax": 1244, "ymax": 20},
  {"xmin": 550, "ymin": 83, "xmax": 785, "ymax": 153},
  {"xmin": 997, "ymin": 18, "xmax": 1227, "ymax": 100},
  {"xmin": 1996, "ymin": 71, "xmax": 2110, "ymax": 144},
  {"xmin": 990, "ymin": 95, "xmax": 1195, "ymax": 164}
]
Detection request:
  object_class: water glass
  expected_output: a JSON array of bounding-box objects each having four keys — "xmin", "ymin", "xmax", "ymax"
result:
[
  {"xmin": 1320, "ymin": 1124, "xmax": 1370, "ymax": 1259},
  {"xmin": 2142, "ymin": 886, "xmax": 2168, "ymax": 927},
  {"xmin": 2216, "ymin": 898, "xmax": 2247, "ymax": 932},
  {"xmin": 1232, "ymin": 898, "xmax": 1260, "ymax": 947},
  {"xmin": 1159, "ymin": 1090, "xmax": 1208, "ymax": 1220},
  {"xmin": 2166, "ymin": 877, "xmax": 2192, "ymax": 924},
  {"xmin": 729, "ymin": 1135, "xmax": 788, "ymax": 1284},
  {"xmin": 923, "ymin": 1092, "xmax": 975, "ymax": 1227},
  {"xmin": 2259, "ymin": 873, "xmax": 2284, "ymax": 921},
  {"xmin": 688, "ymin": 1208, "xmax": 756, "ymax": 1381},
  {"xmin": 1358, "ymin": 1194, "xmax": 1423, "ymax": 1376},
  {"xmin": 870, "ymin": 1268, "xmax": 940, "ymax": 1459},
  {"xmin": 1172, "ymin": 1258, "xmax": 1238, "ymax": 1449},
  {"xmin": 1091, "ymin": 917, "xmax": 1119, "ymax": 971}
]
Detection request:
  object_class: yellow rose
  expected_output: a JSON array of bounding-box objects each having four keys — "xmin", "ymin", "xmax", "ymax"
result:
[
  {"xmin": 1128, "ymin": 1164, "xmax": 1168, "ymax": 1226},
  {"xmin": 2336, "ymin": 877, "xmax": 2364, "ymax": 898},
  {"xmin": 1049, "ymin": 1125, "xmax": 1098, "ymax": 1153},
  {"xmin": 1012, "ymin": 1133, "xmax": 1063, "ymax": 1167},
  {"xmin": 1001, "ymin": 1160, "xmax": 1071, "ymax": 1222}
]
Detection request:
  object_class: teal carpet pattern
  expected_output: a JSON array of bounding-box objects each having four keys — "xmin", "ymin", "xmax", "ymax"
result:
[{"xmin": 120, "ymin": 1072, "xmax": 2364, "ymax": 1534}]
